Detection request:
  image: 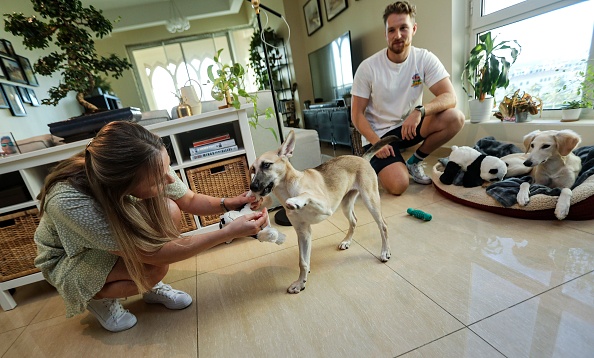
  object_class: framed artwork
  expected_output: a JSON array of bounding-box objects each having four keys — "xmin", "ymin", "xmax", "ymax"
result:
[
  {"xmin": 17, "ymin": 56, "xmax": 39, "ymax": 86},
  {"xmin": 0, "ymin": 133, "xmax": 21, "ymax": 157},
  {"xmin": 304, "ymin": 0, "xmax": 323, "ymax": 36},
  {"xmin": 0, "ymin": 61, "xmax": 5, "ymax": 79},
  {"xmin": 17, "ymin": 86, "xmax": 32, "ymax": 104},
  {"xmin": 0, "ymin": 86, "xmax": 9, "ymax": 109},
  {"xmin": 1, "ymin": 84, "xmax": 27, "ymax": 116},
  {"xmin": 1, "ymin": 56, "xmax": 28, "ymax": 84},
  {"xmin": 0, "ymin": 39, "xmax": 15, "ymax": 57},
  {"xmin": 27, "ymin": 88, "xmax": 41, "ymax": 106},
  {"xmin": 324, "ymin": 0, "xmax": 348, "ymax": 21}
]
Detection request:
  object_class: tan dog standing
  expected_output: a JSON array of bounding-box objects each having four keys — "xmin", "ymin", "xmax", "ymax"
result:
[
  {"xmin": 250, "ymin": 130, "xmax": 394, "ymax": 293},
  {"xmin": 502, "ymin": 129, "xmax": 582, "ymax": 220}
]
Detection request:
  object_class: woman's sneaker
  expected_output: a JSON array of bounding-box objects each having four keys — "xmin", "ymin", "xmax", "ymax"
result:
[
  {"xmin": 142, "ymin": 281, "xmax": 192, "ymax": 310},
  {"xmin": 87, "ymin": 298, "xmax": 137, "ymax": 332},
  {"xmin": 406, "ymin": 161, "xmax": 432, "ymax": 184}
]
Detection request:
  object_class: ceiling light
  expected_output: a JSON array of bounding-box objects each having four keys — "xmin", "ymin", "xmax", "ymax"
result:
[{"xmin": 166, "ymin": 0, "xmax": 190, "ymax": 33}]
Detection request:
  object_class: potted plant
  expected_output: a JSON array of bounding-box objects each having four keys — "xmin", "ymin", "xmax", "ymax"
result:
[
  {"xmin": 207, "ymin": 49, "xmax": 277, "ymax": 141},
  {"xmin": 494, "ymin": 89, "xmax": 542, "ymax": 122},
  {"xmin": 3, "ymin": 0, "xmax": 133, "ymax": 113},
  {"xmin": 561, "ymin": 100, "xmax": 586, "ymax": 122},
  {"xmin": 462, "ymin": 32, "xmax": 521, "ymax": 123},
  {"xmin": 248, "ymin": 27, "xmax": 282, "ymax": 91}
]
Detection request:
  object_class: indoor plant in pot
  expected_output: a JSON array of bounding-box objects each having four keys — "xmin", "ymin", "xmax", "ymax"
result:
[
  {"xmin": 494, "ymin": 89, "xmax": 542, "ymax": 122},
  {"xmin": 462, "ymin": 32, "xmax": 521, "ymax": 123},
  {"xmin": 207, "ymin": 49, "xmax": 277, "ymax": 141},
  {"xmin": 561, "ymin": 100, "xmax": 586, "ymax": 122}
]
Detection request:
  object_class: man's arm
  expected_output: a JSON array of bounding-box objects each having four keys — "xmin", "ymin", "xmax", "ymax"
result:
[
  {"xmin": 401, "ymin": 77, "xmax": 457, "ymax": 140},
  {"xmin": 351, "ymin": 95, "xmax": 395, "ymax": 158}
]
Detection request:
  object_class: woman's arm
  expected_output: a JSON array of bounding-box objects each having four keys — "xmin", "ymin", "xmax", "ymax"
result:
[
  {"xmin": 174, "ymin": 189, "xmax": 256, "ymax": 216},
  {"xmin": 111, "ymin": 208, "xmax": 269, "ymax": 265}
]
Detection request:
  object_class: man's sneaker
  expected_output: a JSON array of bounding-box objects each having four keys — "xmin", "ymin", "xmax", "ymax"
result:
[
  {"xmin": 406, "ymin": 161, "xmax": 432, "ymax": 185},
  {"xmin": 142, "ymin": 281, "xmax": 192, "ymax": 310},
  {"xmin": 87, "ymin": 298, "xmax": 137, "ymax": 332}
]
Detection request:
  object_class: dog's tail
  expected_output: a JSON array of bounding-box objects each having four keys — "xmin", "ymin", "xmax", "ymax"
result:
[{"xmin": 361, "ymin": 136, "xmax": 400, "ymax": 161}]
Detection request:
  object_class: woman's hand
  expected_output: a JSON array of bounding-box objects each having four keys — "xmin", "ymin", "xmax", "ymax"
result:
[
  {"xmin": 223, "ymin": 208, "xmax": 269, "ymax": 238},
  {"xmin": 224, "ymin": 192, "xmax": 257, "ymax": 211}
]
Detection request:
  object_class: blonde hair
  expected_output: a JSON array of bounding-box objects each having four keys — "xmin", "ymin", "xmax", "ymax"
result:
[
  {"xmin": 39, "ymin": 121, "xmax": 179, "ymax": 292},
  {"xmin": 383, "ymin": 1, "xmax": 417, "ymax": 24}
]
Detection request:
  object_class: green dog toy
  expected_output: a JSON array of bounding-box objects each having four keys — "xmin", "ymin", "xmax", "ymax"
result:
[{"xmin": 407, "ymin": 208, "xmax": 432, "ymax": 221}]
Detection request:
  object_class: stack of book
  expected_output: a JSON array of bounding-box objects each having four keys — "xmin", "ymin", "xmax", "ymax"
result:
[{"xmin": 189, "ymin": 133, "xmax": 238, "ymax": 160}]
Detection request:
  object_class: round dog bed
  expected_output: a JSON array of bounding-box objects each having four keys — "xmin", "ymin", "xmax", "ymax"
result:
[{"xmin": 431, "ymin": 163, "xmax": 594, "ymax": 220}]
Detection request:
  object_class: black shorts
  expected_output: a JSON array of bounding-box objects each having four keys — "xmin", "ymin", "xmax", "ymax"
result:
[{"xmin": 362, "ymin": 119, "xmax": 426, "ymax": 174}]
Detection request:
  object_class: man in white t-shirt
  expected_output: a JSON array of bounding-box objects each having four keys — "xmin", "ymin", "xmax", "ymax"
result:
[{"xmin": 351, "ymin": 1, "xmax": 464, "ymax": 195}]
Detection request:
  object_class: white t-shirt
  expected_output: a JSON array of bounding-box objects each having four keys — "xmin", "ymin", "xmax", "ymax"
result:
[{"xmin": 351, "ymin": 46, "xmax": 449, "ymax": 144}]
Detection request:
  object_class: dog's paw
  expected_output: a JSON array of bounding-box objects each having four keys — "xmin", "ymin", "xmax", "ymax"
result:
[
  {"xmin": 517, "ymin": 183, "xmax": 531, "ymax": 206},
  {"xmin": 554, "ymin": 205, "xmax": 569, "ymax": 220},
  {"xmin": 338, "ymin": 241, "xmax": 350, "ymax": 250},
  {"xmin": 285, "ymin": 197, "xmax": 306, "ymax": 210},
  {"xmin": 380, "ymin": 250, "xmax": 391, "ymax": 262},
  {"xmin": 287, "ymin": 280, "xmax": 306, "ymax": 294}
]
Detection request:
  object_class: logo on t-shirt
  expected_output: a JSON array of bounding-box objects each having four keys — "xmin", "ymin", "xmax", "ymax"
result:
[{"xmin": 411, "ymin": 73, "xmax": 422, "ymax": 87}]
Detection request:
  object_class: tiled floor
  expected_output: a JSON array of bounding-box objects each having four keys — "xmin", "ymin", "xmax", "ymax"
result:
[{"xmin": 1, "ymin": 148, "xmax": 593, "ymax": 357}]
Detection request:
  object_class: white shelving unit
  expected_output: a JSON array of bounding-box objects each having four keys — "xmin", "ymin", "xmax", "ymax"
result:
[{"xmin": 0, "ymin": 106, "xmax": 256, "ymax": 311}]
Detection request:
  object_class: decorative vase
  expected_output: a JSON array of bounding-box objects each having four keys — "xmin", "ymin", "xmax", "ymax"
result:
[
  {"xmin": 176, "ymin": 102, "xmax": 192, "ymax": 118},
  {"xmin": 515, "ymin": 110, "xmax": 530, "ymax": 122},
  {"xmin": 468, "ymin": 97, "xmax": 495, "ymax": 123},
  {"xmin": 561, "ymin": 108, "xmax": 582, "ymax": 122},
  {"xmin": 180, "ymin": 80, "xmax": 203, "ymax": 116}
]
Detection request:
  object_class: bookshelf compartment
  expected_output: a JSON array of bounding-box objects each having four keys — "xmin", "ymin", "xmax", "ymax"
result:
[{"xmin": 0, "ymin": 208, "xmax": 41, "ymax": 282}]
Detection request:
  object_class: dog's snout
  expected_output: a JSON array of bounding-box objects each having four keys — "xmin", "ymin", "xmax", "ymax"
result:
[
  {"xmin": 523, "ymin": 159, "xmax": 533, "ymax": 167},
  {"xmin": 250, "ymin": 181, "xmax": 261, "ymax": 192}
]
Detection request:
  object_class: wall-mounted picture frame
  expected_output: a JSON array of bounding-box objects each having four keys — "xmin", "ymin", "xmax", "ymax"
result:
[
  {"xmin": 17, "ymin": 86, "xmax": 32, "ymax": 104},
  {"xmin": 17, "ymin": 55, "xmax": 39, "ymax": 86},
  {"xmin": 304, "ymin": 0, "xmax": 323, "ymax": 36},
  {"xmin": 0, "ymin": 132, "xmax": 21, "ymax": 157},
  {"xmin": 0, "ymin": 86, "xmax": 9, "ymax": 109},
  {"xmin": 303, "ymin": 0, "xmax": 322, "ymax": 36},
  {"xmin": 0, "ymin": 39, "xmax": 15, "ymax": 57},
  {"xmin": 1, "ymin": 83, "xmax": 27, "ymax": 116},
  {"xmin": 0, "ymin": 61, "xmax": 5, "ymax": 80},
  {"xmin": 27, "ymin": 88, "xmax": 41, "ymax": 106},
  {"xmin": 1, "ymin": 56, "xmax": 28, "ymax": 84},
  {"xmin": 324, "ymin": 0, "xmax": 348, "ymax": 21}
]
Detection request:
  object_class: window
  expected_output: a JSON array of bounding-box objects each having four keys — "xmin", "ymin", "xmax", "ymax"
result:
[
  {"xmin": 128, "ymin": 28, "xmax": 258, "ymax": 112},
  {"xmin": 471, "ymin": 0, "xmax": 594, "ymax": 113}
]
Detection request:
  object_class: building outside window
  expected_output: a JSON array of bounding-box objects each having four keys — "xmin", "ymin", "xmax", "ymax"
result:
[{"xmin": 470, "ymin": 0, "xmax": 594, "ymax": 113}]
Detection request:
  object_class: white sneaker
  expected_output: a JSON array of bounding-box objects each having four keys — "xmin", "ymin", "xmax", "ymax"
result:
[
  {"xmin": 142, "ymin": 282, "xmax": 192, "ymax": 309},
  {"xmin": 87, "ymin": 298, "xmax": 137, "ymax": 332},
  {"xmin": 406, "ymin": 161, "xmax": 432, "ymax": 185}
]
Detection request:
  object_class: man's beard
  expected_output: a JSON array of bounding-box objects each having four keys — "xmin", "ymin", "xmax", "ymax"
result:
[{"xmin": 389, "ymin": 40, "xmax": 409, "ymax": 55}]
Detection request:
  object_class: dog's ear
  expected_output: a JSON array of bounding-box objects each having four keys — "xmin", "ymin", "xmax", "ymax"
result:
[
  {"xmin": 555, "ymin": 130, "xmax": 582, "ymax": 156},
  {"xmin": 278, "ymin": 130, "xmax": 295, "ymax": 159},
  {"xmin": 523, "ymin": 130, "xmax": 540, "ymax": 153}
]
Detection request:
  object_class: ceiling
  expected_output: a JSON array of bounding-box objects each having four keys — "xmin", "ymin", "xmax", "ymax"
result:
[{"xmin": 80, "ymin": 0, "xmax": 245, "ymax": 32}]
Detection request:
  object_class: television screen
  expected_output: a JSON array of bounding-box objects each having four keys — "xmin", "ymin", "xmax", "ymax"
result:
[{"xmin": 308, "ymin": 31, "xmax": 354, "ymax": 104}]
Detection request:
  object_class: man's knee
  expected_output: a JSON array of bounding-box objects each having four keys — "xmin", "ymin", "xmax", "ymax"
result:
[
  {"xmin": 379, "ymin": 164, "xmax": 409, "ymax": 195},
  {"xmin": 445, "ymin": 108, "xmax": 465, "ymax": 131}
]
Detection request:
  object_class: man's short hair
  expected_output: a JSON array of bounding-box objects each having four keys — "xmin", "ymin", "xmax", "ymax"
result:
[{"xmin": 383, "ymin": 1, "xmax": 417, "ymax": 25}]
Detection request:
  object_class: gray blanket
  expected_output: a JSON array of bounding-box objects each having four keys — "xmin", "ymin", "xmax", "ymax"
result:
[{"xmin": 440, "ymin": 137, "xmax": 594, "ymax": 207}]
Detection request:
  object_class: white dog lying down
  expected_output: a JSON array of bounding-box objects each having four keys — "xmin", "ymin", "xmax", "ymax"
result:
[{"xmin": 501, "ymin": 129, "xmax": 582, "ymax": 220}]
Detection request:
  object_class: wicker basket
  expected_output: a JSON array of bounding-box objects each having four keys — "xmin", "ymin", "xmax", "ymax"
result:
[
  {"xmin": 175, "ymin": 171, "xmax": 197, "ymax": 233},
  {"xmin": 185, "ymin": 156, "xmax": 251, "ymax": 226},
  {"xmin": 0, "ymin": 208, "xmax": 41, "ymax": 282}
]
